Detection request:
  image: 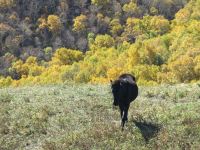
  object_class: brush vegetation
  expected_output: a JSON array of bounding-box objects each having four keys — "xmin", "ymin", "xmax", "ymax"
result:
[
  {"xmin": 0, "ymin": 83, "xmax": 200, "ymax": 149},
  {"xmin": 1, "ymin": 0, "xmax": 200, "ymax": 86}
]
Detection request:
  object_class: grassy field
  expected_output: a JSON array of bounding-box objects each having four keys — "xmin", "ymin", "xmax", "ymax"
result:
[{"xmin": 0, "ymin": 83, "xmax": 200, "ymax": 150}]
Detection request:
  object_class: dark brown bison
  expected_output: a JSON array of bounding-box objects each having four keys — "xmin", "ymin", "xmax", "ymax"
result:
[{"xmin": 111, "ymin": 74, "xmax": 138, "ymax": 130}]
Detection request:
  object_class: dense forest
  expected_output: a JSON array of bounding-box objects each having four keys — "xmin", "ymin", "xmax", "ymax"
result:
[{"xmin": 0, "ymin": 0, "xmax": 200, "ymax": 87}]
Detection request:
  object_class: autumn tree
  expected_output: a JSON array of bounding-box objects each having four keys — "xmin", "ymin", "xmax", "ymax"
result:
[
  {"xmin": 121, "ymin": 18, "xmax": 139, "ymax": 42},
  {"xmin": 38, "ymin": 15, "xmax": 62, "ymax": 33},
  {"xmin": 139, "ymin": 36, "xmax": 171, "ymax": 65},
  {"xmin": 92, "ymin": 34, "xmax": 115, "ymax": 49},
  {"xmin": 122, "ymin": 0, "xmax": 141, "ymax": 17},
  {"xmin": 47, "ymin": 15, "xmax": 62, "ymax": 32},
  {"xmin": 109, "ymin": 19, "xmax": 123, "ymax": 36},
  {"xmin": 96, "ymin": 13, "xmax": 110, "ymax": 34},
  {"xmin": 0, "ymin": 53, "xmax": 17, "ymax": 77},
  {"xmin": 38, "ymin": 17, "xmax": 48, "ymax": 30},
  {"xmin": 194, "ymin": 55, "xmax": 200, "ymax": 79},
  {"xmin": 174, "ymin": 8, "xmax": 191, "ymax": 24},
  {"xmin": 73, "ymin": 14, "xmax": 87, "ymax": 33},
  {"xmin": 91, "ymin": 0, "xmax": 110, "ymax": 6},
  {"xmin": 10, "ymin": 56, "xmax": 44, "ymax": 78},
  {"xmin": 123, "ymin": 15, "xmax": 170, "ymax": 41},
  {"xmin": 51, "ymin": 48, "xmax": 83, "ymax": 66},
  {"xmin": 0, "ymin": 0, "xmax": 15, "ymax": 9},
  {"xmin": 168, "ymin": 55, "xmax": 195, "ymax": 82},
  {"xmin": 0, "ymin": 23, "xmax": 15, "ymax": 53}
]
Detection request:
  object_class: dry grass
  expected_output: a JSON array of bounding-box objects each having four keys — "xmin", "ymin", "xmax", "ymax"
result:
[{"xmin": 0, "ymin": 83, "xmax": 200, "ymax": 149}]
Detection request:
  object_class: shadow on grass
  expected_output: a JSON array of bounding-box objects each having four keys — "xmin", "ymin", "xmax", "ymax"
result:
[{"xmin": 133, "ymin": 120, "xmax": 162, "ymax": 143}]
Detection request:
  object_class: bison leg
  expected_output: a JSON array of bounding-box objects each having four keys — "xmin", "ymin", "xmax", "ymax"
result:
[
  {"xmin": 120, "ymin": 109, "xmax": 123, "ymax": 119},
  {"xmin": 121, "ymin": 104, "xmax": 130, "ymax": 129},
  {"xmin": 119, "ymin": 106, "xmax": 125, "ymax": 129},
  {"xmin": 123, "ymin": 109, "xmax": 128, "ymax": 122}
]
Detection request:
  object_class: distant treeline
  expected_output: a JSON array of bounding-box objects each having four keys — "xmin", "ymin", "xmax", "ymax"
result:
[{"xmin": 1, "ymin": 0, "xmax": 200, "ymax": 87}]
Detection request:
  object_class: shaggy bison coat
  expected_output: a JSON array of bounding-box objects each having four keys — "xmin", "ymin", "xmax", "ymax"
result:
[{"xmin": 111, "ymin": 74, "xmax": 138, "ymax": 129}]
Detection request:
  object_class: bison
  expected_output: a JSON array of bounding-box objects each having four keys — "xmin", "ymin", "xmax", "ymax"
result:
[{"xmin": 111, "ymin": 74, "xmax": 138, "ymax": 130}]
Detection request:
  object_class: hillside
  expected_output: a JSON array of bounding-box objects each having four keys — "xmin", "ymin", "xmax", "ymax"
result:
[
  {"xmin": 1, "ymin": 0, "xmax": 200, "ymax": 87},
  {"xmin": 0, "ymin": 0, "xmax": 188, "ymax": 52},
  {"xmin": 0, "ymin": 83, "xmax": 200, "ymax": 149}
]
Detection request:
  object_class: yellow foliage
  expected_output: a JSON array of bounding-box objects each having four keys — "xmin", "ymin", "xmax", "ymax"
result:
[
  {"xmin": 38, "ymin": 17, "xmax": 48, "ymax": 29},
  {"xmin": 11, "ymin": 57, "xmax": 45, "ymax": 78},
  {"xmin": 109, "ymin": 19, "xmax": 123, "ymax": 36},
  {"xmin": 92, "ymin": 34, "xmax": 115, "ymax": 49},
  {"xmin": 150, "ymin": 16, "xmax": 170, "ymax": 34},
  {"xmin": 47, "ymin": 15, "xmax": 62, "ymax": 32},
  {"xmin": 28, "ymin": 65, "xmax": 45, "ymax": 76},
  {"xmin": 51, "ymin": 48, "xmax": 83, "ymax": 66},
  {"xmin": 0, "ymin": 0, "xmax": 15, "ymax": 8},
  {"xmin": 127, "ymin": 45, "xmax": 140, "ymax": 66},
  {"xmin": 26, "ymin": 56, "xmax": 37, "ymax": 64},
  {"xmin": 91, "ymin": 0, "xmax": 110, "ymax": 6},
  {"xmin": 157, "ymin": 72, "xmax": 178, "ymax": 84},
  {"xmin": 38, "ymin": 15, "xmax": 62, "ymax": 33},
  {"xmin": 0, "ymin": 77, "xmax": 13, "ymax": 87},
  {"xmin": 9, "ymin": 65, "xmax": 70, "ymax": 87},
  {"xmin": 125, "ymin": 18, "xmax": 140, "ymax": 36},
  {"xmin": 73, "ymin": 14, "xmax": 87, "ymax": 32},
  {"xmin": 39, "ymin": 65, "xmax": 69, "ymax": 84},
  {"xmin": 134, "ymin": 65, "xmax": 160, "ymax": 82},
  {"xmin": 122, "ymin": 1, "xmax": 140, "ymax": 16},
  {"xmin": 124, "ymin": 16, "xmax": 170, "ymax": 39},
  {"xmin": 0, "ymin": 23, "xmax": 14, "ymax": 31},
  {"xmin": 9, "ymin": 13, "xmax": 18, "ymax": 21},
  {"xmin": 139, "ymin": 37, "xmax": 170, "ymax": 65},
  {"xmin": 194, "ymin": 55, "xmax": 200, "ymax": 77},
  {"xmin": 175, "ymin": 8, "xmax": 191, "ymax": 24},
  {"xmin": 90, "ymin": 77, "xmax": 109, "ymax": 84},
  {"xmin": 74, "ymin": 70, "xmax": 91, "ymax": 83},
  {"xmin": 168, "ymin": 55, "xmax": 195, "ymax": 82},
  {"xmin": 12, "ymin": 60, "xmax": 29, "ymax": 76},
  {"xmin": 137, "ymin": 80, "xmax": 158, "ymax": 86},
  {"xmin": 190, "ymin": 4, "xmax": 200, "ymax": 20},
  {"xmin": 187, "ymin": 20, "xmax": 200, "ymax": 34},
  {"xmin": 107, "ymin": 67, "xmax": 123, "ymax": 80},
  {"xmin": 150, "ymin": 7, "xmax": 158, "ymax": 15},
  {"xmin": 60, "ymin": 0, "xmax": 68, "ymax": 11}
]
